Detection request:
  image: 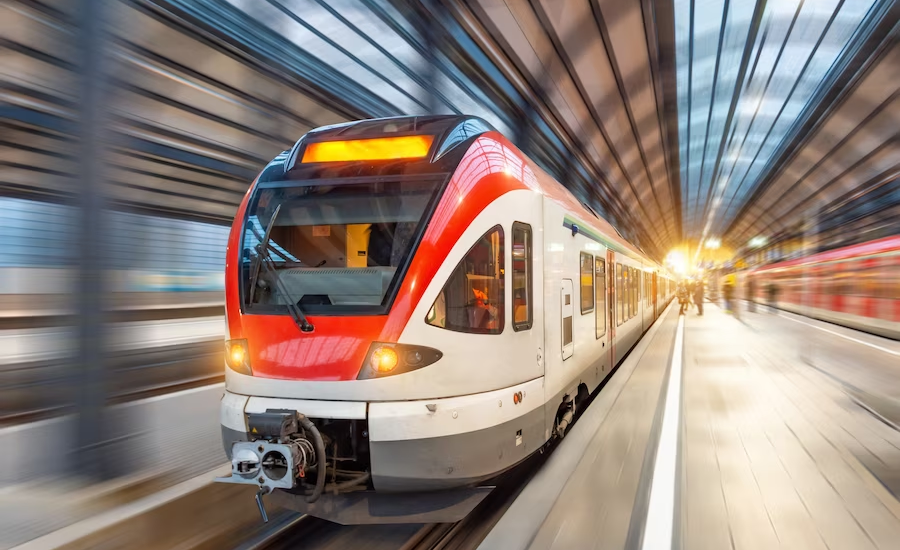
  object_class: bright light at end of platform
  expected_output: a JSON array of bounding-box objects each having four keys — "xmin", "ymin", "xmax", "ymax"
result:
[
  {"xmin": 749, "ymin": 236, "xmax": 768, "ymax": 248},
  {"xmin": 704, "ymin": 238, "xmax": 721, "ymax": 249},
  {"xmin": 665, "ymin": 250, "xmax": 687, "ymax": 275}
]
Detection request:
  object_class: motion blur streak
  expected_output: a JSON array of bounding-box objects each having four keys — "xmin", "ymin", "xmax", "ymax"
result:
[{"xmin": 1, "ymin": 0, "xmax": 898, "ymax": 548}]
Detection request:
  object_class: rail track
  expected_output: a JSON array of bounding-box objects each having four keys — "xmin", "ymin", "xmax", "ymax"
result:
[{"xmin": 228, "ymin": 435, "xmax": 554, "ymax": 550}]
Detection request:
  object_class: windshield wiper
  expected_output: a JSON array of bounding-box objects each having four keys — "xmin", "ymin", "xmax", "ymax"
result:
[
  {"xmin": 247, "ymin": 205, "xmax": 280, "ymax": 306},
  {"xmin": 247, "ymin": 205, "xmax": 314, "ymax": 333}
]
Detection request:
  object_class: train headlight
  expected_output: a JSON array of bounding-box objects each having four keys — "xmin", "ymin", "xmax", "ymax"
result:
[
  {"xmin": 405, "ymin": 350, "xmax": 424, "ymax": 366},
  {"xmin": 225, "ymin": 339, "xmax": 252, "ymax": 375},
  {"xmin": 359, "ymin": 342, "xmax": 443, "ymax": 380},
  {"xmin": 371, "ymin": 347, "xmax": 399, "ymax": 373}
]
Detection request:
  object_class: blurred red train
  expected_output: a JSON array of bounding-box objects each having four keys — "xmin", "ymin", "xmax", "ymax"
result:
[{"xmin": 746, "ymin": 235, "xmax": 900, "ymax": 340}]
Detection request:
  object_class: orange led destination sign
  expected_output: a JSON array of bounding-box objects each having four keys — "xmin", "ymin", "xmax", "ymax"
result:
[{"xmin": 301, "ymin": 135, "xmax": 434, "ymax": 163}]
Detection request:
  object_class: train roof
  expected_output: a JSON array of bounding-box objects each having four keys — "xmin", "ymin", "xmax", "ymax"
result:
[
  {"xmin": 302, "ymin": 115, "xmax": 486, "ymax": 141},
  {"xmin": 752, "ymin": 234, "xmax": 900, "ymax": 272},
  {"xmin": 269, "ymin": 115, "xmax": 659, "ymax": 267}
]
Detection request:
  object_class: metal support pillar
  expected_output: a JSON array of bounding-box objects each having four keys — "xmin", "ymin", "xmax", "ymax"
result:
[
  {"xmin": 74, "ymin": 0, "xmax": 112, "ymax": 480},
  {"xmin": 419, "ymin": 0, "xmax": 444, "ymax": 115}
]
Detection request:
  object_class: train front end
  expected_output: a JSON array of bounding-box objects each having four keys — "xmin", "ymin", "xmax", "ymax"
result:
[{"xmin": 215, "ymin": 116, "xmax": 542, "ymax": 523}]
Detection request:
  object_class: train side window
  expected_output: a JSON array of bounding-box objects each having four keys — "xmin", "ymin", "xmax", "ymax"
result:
[
  {"xmin": 595, "ymin": 258, "xmax": 607, "ymax": 338},
  {"xmin": 426, "ymin": 225, "xmax": 504, "ymax": 334},
  {"xmin": 512, "ymin": 222, "xmax": 533, "ymax": 331},
  {"xmin": 630, "ymin": 267, "xmax": 636, "ymax": 318},
  {"xmin": 616, "ymin": 263, "xmax": 623, "ymax": 326},
  {"xmin": 629, "ymin": 267, "xmax": 635, "ymax": 319},
  {"xmin": 633, "ymin": 268, "xmax": 638, "ymax": 317},
  {"xmin": 580, "ymin": 252, "xmax": 594, "ymax": 314},
  {"xmin": 624, "ymin": 267, "xmax": 630, "ymax": 319},
  {"xmin": 626, "ymin": 265, "xmax": 631, "ymax": 321},
  {"xmin": 643, "ymin": 273, "xmax": 647, "ymax": 306},
  {"xmin": 636, "ymin": 270, "xmax": 640, "ymax": 312},
  {"xmin": 637, "ymin": 271, "xmax": 642, "ymax": 312},
  {"xmin": 634, "ymin": 270, "xmax": 639, "ymax": 315}
]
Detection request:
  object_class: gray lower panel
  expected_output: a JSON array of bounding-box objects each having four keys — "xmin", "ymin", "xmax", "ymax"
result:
[{"xmin": 369, "ymin": 404, "xmax": 546, "ymax": 492}]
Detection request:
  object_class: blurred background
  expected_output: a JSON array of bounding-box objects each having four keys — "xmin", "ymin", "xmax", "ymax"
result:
[{"xmin": 1, "ymin": 0, "xmax": 898, "ymax": 548}]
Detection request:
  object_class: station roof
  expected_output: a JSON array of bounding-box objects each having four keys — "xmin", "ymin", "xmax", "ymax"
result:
[{"xmin": 6, "ymin": 0, "xmax": 896, "ymax": 261}]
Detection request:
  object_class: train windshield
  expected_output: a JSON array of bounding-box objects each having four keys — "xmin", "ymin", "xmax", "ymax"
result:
[{"xmin": 241, "ymin": 176, "xmax": 444, "ymax": 315}]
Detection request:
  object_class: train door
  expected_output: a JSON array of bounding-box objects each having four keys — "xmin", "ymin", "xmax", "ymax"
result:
[
  {"xmin": 652, "ymin": 272, "xmax": 658, "ymax": 318},
  {"xmin": 561, "ymin": 279, "xmax": 574, "ymax": 360},
  {"xmin": 607, "ymin": 250, "xmax": 616, "ymax": 367},
  {"xmin": 509, "ymin": 219, "xmax": 543, "ymax": 384}
]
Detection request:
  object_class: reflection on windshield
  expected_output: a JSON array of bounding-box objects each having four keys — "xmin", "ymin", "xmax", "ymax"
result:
[{"xmin": 242, "ymin": 178, "xmax": 443, "ymax": 314}]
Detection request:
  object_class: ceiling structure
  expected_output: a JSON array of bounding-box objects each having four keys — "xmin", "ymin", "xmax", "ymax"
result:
[
  {"xmin": 463, "ymin": 0, "xmax": 897, "ymax": 256},
  {"xmin": 460, "ymin": 0, "xmax": 683, "ymax": 257},
  {"xmin": 672, "ymin": 0, "xmax": 897, "ymax": 250},
  {"xmin": 721, "ymin": 1, "xmax": 899, "ymax": 251},
  {"xmin": 6, "ymin": 0, "xmax": 895, "ymax": 263}
]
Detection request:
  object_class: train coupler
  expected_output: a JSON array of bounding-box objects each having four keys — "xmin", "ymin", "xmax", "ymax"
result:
[
  {"xmin": 255, "ymin": 486, "xmax": 270, "ymax": 523},
  {"xmin": 215, "ymin": 410, "xmax": 319, "ymax": 492}
]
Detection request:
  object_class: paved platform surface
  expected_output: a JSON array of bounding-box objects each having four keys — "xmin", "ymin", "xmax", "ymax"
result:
[
  {"xmin": 683, "ymin": 303, "xmax": 900, "ymax": 550},
  {"xmin": 485, "ymin": 302, "xmax": 900, "ymax": 550},
  {"xmin": 482, "ymin": 305, "xmax": 681, "ymax": 550}
]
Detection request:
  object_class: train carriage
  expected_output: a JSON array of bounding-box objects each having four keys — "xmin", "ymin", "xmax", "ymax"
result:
[
  {"xmin": 217, "ymin": 115, "xmax": 673, "ymax": 523},
  {"xmin": 744, "ymin": 236, "xmax": 900, "ymax": 339}
]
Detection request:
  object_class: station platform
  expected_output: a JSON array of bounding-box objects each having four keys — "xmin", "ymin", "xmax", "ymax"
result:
[{"xmin": 483, "ymin": 302, "xmax": 900, "ymax": 550}]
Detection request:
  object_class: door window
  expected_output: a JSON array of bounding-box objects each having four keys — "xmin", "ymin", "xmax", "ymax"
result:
[
  {"xmin": 561, "ymin": 279, "xmax": 574, "ymax": 359},
  {"xmin": 595, "ymin": 258, "xmax": 607, "ymax": 338},
  {"xmin": 616, "ymin": 263, "xmax": 623, "ymax": 325},
  {"xmin": 580, "ymin": 252, "xmax": 594, "ymax": 314},
  {"xmin": 426, "ymin": 226, "xmax": 504, "ymax": 334},
  {"xmin": 512, "ymin": 222, "xmax": 533, "ymax": 331}
]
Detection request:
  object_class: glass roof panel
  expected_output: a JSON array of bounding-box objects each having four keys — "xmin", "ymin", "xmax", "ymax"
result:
[
  {"xmin": 672, "ymin": 0, "xmax": 882, "ymax": 243},
  {"xmin": 224, "ymin": 0, "xmax": 510, "ymax": 135}
]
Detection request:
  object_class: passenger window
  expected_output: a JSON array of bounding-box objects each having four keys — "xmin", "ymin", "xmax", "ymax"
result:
[
  {"xmin": 635, "ymin": 270, "xmax": 640, "ymax": 314},
  {"xmin": 581, "ymin": 252, "xmax": 594, "ymax": 314},
  {"xmin": 426, "ymin": 226, "xmax": 504, "ymax": 334},
  {"xmin": 626, "ymin": 267, "xmax": 632, "ymax": 319},
  {"xmin": 636, "ymin": 269, "xmax": 640, "ymax": 311},
  {"xmin": 634, "ymin": 269, "xmax": 639, "ymax": 316},
  {"xmin": 616, "ymin": 263, "xmax": 623, "ymax": 326},
  {"xmin": 512, "ymin": 222, "xmax": 532, "ymax": 331},
  {"xmin": 595, "ymin": 258, "xmax": 607, "ymax": 338}
]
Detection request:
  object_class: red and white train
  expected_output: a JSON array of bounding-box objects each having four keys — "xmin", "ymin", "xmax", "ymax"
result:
[
  {"xmin": 217, "ymin": 116, "xmax": 674, "ymax": 522},
  {"xmin": 745, "ymin": 235, "xmax": 900, "ymax": 340}
]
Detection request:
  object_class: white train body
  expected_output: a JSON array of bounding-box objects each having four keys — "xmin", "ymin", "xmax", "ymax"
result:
[{"xmin": 218, "ymin": 116, "xmax": 673, "ymax": 518}]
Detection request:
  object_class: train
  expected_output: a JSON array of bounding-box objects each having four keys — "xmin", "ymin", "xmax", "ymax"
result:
[
  {"xmin": 216, "ymin": 115, "xmax": 674, "ymax": 523},
  {"xmin": 742, "ymin": 235, "xmax": 900, "ymax": 340}
]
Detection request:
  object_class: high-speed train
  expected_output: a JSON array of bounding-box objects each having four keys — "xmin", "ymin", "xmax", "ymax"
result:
[
  {"xmin": 217, "ymin": 115, "xmax": 673, "ymax": 521},
  {"xmin": 744, "ymin": 235, "xmax": 900, "ymax": 340}
]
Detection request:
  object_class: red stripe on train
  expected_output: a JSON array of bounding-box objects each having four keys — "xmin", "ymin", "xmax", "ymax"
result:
[{"xmin": 224, "ymin": 133, "xmax": 529, "ymax": 381}]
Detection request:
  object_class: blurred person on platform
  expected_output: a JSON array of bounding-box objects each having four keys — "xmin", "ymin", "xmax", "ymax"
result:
[
  {"xmin": 747, "ymin": 278, "xmax": 756, "ymax": 312},
  {"xmin": 767, "ymin": 282, "xmax": 779, "ymax": 313},
  {"xmin": 723, "ymin": 278, "xmax": 735, "ymax": 313},
  {"xmin": 694, "ymin": 279, "xmax": 705, "ymax": 316},
  {"xmin": 677, "ymin": 282, "xmax": 689, "ymax": 315}
]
